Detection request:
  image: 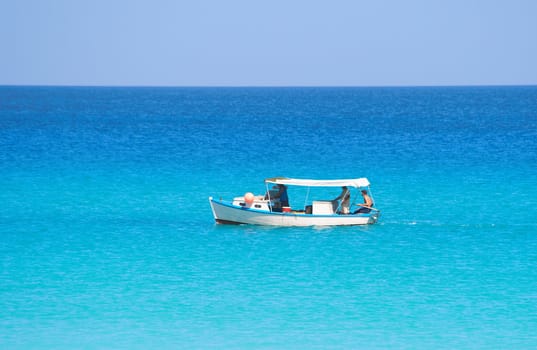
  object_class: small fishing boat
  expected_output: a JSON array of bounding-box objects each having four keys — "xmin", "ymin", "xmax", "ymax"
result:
[{"xmin": 209, "ymin": 177, "xmax": 380, "ymax": 226}]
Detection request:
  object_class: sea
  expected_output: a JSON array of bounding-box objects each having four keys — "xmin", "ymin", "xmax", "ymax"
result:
[{"xmin": 1, "ymin": 86, "xmax": 536, "ymax": 349}]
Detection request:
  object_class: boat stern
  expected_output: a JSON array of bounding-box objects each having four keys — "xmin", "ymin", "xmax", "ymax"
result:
[{"xmin": 368, "ymin": 210, "xmax": 381, "ymax": 224}]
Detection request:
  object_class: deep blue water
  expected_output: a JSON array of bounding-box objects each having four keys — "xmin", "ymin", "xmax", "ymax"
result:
[{"xmin": 1, "ymin": 86, "xmax": 536, "ymax": 349}]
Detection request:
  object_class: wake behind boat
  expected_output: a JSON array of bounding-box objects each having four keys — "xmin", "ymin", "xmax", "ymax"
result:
[{"xmin": 209, "ymin": 177, "xmax": 380, "ymax": 226}]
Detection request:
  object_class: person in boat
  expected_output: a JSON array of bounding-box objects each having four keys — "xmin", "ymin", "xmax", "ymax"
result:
[
  {"xmin": 354, "ymin": 189, "xmax": 374, "ymax": 214},
  {"xmin": 334, "ymin": 186, "xmax": 351, "ymax": 214},
  {"xmin": 271, "ymin": 184, "xmax": 289, "ymax": 211},
  {"xmin": 275, "ymin": 184, "xmax": 289, "ymax": 207}
]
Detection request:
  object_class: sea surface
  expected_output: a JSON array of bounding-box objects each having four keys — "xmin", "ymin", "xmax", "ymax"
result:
[{"xmin": 1, "ymin": 86, "xmax": 536, "ymax": 349}]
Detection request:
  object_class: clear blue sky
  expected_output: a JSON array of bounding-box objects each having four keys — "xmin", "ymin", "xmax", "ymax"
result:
[{"xmin": 1, "ymin": 0, "xmax": 536, "ymax": 86}]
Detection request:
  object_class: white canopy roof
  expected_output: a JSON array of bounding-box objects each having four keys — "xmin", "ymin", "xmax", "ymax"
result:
[{"xmin": 265, "ymin": 177, "xmax": 370, "ymax": 188}]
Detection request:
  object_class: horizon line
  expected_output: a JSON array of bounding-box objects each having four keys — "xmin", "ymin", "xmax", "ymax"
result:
[{"xmin": 1, "ymin": 83, "xmax": 537, "ymax": 89}]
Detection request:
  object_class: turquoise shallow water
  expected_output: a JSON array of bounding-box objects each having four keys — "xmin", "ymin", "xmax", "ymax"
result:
[{"xmin": 1, "ymin": 86, "xmax": 537, "ymax": 349}]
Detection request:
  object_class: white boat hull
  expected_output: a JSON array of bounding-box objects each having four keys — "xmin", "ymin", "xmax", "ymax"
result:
[{"xmin": 209, "ymin": 197, "xmax": 379, "ymax": 226}]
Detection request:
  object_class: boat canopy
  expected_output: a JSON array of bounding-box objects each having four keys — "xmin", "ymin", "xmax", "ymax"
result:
[{"xmin": 265, "ymin": 177, "xmax": 370, "ymax": 188}]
